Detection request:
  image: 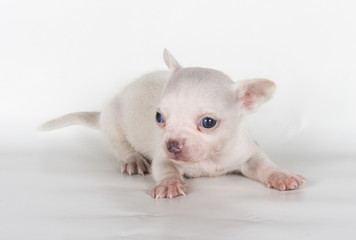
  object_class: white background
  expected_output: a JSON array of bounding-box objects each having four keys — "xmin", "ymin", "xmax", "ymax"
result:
[{"xmin": 1, "ymin": 1, "xmax": 356, "ymax": 239}]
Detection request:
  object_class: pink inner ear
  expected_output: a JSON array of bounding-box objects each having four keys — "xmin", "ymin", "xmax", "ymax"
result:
[
  {"xmin": 237, "ymin": 79, "xmax": 276, "ymax": 111},
  {"xmin": 239, "ymin": 93, "xmax": 253, "ymax": 108}
]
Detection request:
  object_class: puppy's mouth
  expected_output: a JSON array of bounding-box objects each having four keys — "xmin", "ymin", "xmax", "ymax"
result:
[{"xmin": 163, "ymin": 140, "xmax": 204, "ymax": 165}]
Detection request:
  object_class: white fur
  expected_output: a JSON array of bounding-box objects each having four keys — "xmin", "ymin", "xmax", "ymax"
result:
[{"xmin": 41, "ymin": 49, "xmax": 304, "ymax": 199}]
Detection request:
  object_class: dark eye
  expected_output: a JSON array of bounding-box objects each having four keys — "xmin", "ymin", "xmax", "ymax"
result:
[
  {"xmin": 155, "ymin": 112, "xmax": 165, "ymax": 124},
  {"xmin": 200, "ymin": 117, "xmax": 217, "ymax": 129}
]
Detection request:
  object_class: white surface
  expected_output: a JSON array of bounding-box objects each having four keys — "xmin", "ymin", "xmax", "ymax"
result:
[{"xmin": 1, "ymin": 1, "xmax": 356, "ymax": 239}]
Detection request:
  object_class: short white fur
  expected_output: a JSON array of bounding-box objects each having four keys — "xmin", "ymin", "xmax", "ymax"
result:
[{"xmin": 41, "ymin": 49, "xmax": 305, "ymax": 199}]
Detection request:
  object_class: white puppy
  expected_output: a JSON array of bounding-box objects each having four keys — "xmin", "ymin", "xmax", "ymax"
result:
[{"xmin": 41, "ymin": 49, "xmax": 305, "ymax": 199}]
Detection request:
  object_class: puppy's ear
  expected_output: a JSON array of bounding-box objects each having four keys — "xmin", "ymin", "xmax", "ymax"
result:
[
  {"xmin": 163, "ymin": 49, "xmax": 182, "ymax": 72},
  {"xmin": 235, "ymin": 79, "xmax": 276, "ymax": 113}
]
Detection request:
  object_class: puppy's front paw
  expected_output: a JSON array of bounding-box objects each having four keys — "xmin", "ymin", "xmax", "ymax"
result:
[
  {"xmin": 267, "ymin": 171, "xmax": 305, "ymax": 191},
  {"xmin": 151, "ymin": 178, "xmax": 186, "ymax": 199},
  {"xmin": 121, "ymin": 154, "xmax": 150, "ymax": 176}
]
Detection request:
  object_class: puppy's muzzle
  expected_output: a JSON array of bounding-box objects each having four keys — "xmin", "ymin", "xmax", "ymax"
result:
[{"xmin": 167, "ymin": 140, "xmax": 184, "ymax": 154}]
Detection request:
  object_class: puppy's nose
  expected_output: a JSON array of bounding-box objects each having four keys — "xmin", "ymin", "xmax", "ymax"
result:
[{"xmin": 167, "ymin": 140, "xmax": 184, "ymax": 154}]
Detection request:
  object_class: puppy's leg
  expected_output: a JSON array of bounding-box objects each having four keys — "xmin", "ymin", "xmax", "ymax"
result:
[
  {"xmin": 111, "ymin": 136, "xmax": 150, "ymax": 176},
  {"xmin": 101, "ymin": 110, "xmax": 149, "ymax": 175},
  {"xmin": 240, "ymin": 152, "xmax": 305, "ymax": 191},
  {"xmin": 150, "ymin": 156, "xmax": 186, "ymax": 199}
]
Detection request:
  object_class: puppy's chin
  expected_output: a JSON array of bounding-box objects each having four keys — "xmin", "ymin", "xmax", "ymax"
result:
[
  {"xmin": 169, "ymin": 157, "xmax": 197, "ymax": 166},
  {"xmin": 165, "ymin": 152, "xmax": 200, "ymax": 165}
]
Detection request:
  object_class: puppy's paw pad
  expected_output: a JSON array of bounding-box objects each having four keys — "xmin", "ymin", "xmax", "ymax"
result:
[
  {"xmin": 268, "ymin": 171, "xmax": 305, "ymax": 191},
  {"xmin": 121, "ymin": 154, "xmax": 150, "ymax": 176},
  {"xmin": 151, "ymin": 178, "xmax": 186, "ymax": 199}
]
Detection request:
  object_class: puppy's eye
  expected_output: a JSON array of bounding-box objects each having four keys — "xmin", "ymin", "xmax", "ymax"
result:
[
  {"xmin": 155, "ymin": 112, "xmax": 165, "ymax": 124},
  {"xmin": 200, "ymin": 117, "xmax": 217, "ymax": 129}
]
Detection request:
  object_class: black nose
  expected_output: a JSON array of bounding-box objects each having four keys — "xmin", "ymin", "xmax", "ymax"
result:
[{"xmin": 167, "ymin": 140, "xmax": 184, "ymax": 154}]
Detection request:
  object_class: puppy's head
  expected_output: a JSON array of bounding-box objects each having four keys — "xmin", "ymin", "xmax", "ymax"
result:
[{"xmin": 156, "ymin": 49, "xmax": 276, "ymax": 165}]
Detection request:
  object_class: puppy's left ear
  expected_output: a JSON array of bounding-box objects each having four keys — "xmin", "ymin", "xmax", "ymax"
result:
[
  {"xmin": 163, "ymin": 49, "xmax": 182, "ymax": 72},
  {"xmin": 235, "ymin": 79, "xmax": 276, "ymax": 113}
]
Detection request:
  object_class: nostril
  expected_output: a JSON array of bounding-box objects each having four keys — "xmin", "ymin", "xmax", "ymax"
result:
[{"xmin": 167, "ymin": 140, "xmax": 184, "ymax": 154}]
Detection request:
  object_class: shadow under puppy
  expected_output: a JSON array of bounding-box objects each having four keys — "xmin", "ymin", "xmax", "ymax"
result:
[{"xmin": 41, "ymin": 49, "xmax": 305, "ymax": 199}]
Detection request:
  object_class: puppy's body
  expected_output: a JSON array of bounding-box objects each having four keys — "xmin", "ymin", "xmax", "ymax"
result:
[
  {"xmin": 42, "ymin": 50, "xmax": 304, "ymax": 199},
  {"xmin": 101, "ymin": 71, "xmax": 168, "ymax": 163}
]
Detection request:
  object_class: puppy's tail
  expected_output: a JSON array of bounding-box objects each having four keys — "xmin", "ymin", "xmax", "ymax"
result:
[{"xmin": 39, "ymin": 112, "xmax": 101, "ymax": 131}]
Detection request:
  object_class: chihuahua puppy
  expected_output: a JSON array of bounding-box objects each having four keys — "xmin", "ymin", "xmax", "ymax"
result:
[{"xmin": 41, "ymin": 49, "xmax": 305, "ymax": 199}]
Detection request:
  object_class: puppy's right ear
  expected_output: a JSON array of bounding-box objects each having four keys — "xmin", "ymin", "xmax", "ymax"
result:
[
  {"xmin": 163, "ymin": 49, "xmax": 182, "ymax": 72},
  {"xmin": 235, "ymin": 78, "xmax": 276, "ymax": 113}
]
